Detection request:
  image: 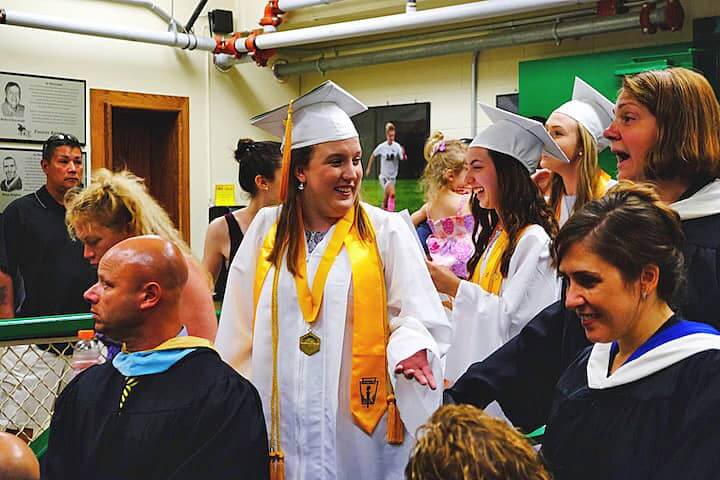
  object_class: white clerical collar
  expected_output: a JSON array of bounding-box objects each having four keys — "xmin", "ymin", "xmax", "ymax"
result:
[{"xmin": 587, "ymin": 319, "xmax": 720, "ymax": 389}]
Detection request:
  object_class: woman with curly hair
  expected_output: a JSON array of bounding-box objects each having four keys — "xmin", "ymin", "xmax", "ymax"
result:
[{"xmin": 65, "ymin": 168, "xmax": 217, "ymax": 341}]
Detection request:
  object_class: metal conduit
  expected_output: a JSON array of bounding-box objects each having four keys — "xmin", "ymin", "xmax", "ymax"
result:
[
  {"xmin": 274, "ymin": 7, "xmax": 666, "ymax": 78},
  {"xmin": 0, "ymin": 8, "xmax": 216, "ymax": 51},
  {"xmin": 283, "ymin": 7, "xmax": 599, "ymax": 55},
  {"xmin": 239, "ymin": 0, "xmax": 599, "ymax": 53}
]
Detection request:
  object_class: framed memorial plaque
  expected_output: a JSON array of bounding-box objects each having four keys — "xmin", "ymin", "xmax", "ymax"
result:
[
  {"xmin": 0, "ymin": 72, "xmax": 86, "ymax": 144},
  {"xmin": 0, "ymin": 148, "xmax": 87, "ymax": 213}
]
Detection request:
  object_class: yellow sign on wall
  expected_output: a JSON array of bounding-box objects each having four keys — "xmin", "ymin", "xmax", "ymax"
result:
[{"xmin": 214, "ymin": 184, "xmax": 236, "ymax": 206}]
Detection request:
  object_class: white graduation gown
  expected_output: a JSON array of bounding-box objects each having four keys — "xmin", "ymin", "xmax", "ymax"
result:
[
  {"xmin": 216, "ymin": 203, "xmax": 451, "ymax": 480},
  {"xmin": 445, "ymin": 224, "xmax": 561, "ymax": 384}
]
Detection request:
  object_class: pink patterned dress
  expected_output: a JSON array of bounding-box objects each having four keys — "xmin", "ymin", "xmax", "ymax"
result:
[{"xmin": 426, "ymin": 195, "xmax": 475, "ymax": 279}]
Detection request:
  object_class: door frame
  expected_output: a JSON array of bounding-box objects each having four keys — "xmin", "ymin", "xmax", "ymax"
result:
[{"xmin": 89, "ymin": 89, "xmax": 190, "ymax": 242}]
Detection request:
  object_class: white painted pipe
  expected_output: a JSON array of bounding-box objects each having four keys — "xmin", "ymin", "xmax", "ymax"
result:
[
  {"xmin": 100, "ymin": 0, "xmax": 185, "ymax": 31},
  {"xmin": 237, "ymin": 0, "xmax": 597, "ymax": 52},
  {"xmin": 213, "ymin": 53, "xmax": 252, "ymax": 71},
  {"xmin": 277, "ymin": 0, "xmax": 347, "ymax": 12},
  {"xmin": 2, "ymin": 9, "xmax": 216, "ymax": 51}
]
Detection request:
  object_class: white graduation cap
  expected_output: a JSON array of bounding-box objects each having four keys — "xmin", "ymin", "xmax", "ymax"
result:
[
  {"xmin": 250, "ymin": 80, "xmax": 367, "ymax": 150},
  {"xmin": 553, "ymin": 77, "xmax": 615, "ymax": 151},
  {"xmin": 470, "ymin": 103, "xmax": 570, "ymax": 173}
]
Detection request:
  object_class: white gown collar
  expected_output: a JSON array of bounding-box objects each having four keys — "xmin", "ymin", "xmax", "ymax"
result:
[{"xmin": 587, "ymin": 321, "xmax": 720, "ymax": 390}]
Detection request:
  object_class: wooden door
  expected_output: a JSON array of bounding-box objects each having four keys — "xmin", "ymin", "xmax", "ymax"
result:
[{"xmin": 90, "ymin": 90, "xmax": 190, "ymax": 242}]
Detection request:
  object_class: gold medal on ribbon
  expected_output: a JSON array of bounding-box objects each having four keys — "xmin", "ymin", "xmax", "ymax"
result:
[{"xmin": 299, "ymin": 331, "xmax": 321, "ymax": 356}]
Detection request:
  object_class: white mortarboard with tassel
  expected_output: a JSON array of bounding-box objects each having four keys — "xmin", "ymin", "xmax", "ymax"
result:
[
  {"xmin": 553, "ymin": 77, "xmax": 615, "ymax": 151},
  {"xmin": 471, "ymin": 103, "xmax": 570, "ymax": 173}
]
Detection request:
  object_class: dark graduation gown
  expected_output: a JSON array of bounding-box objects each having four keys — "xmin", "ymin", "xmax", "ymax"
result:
[
  {"xmin": 444, "ymin": 299, "xmax": 589, "ymax": 432},
  {"xmin": 445, "ymin": 189, "xmax": 720, "ymax": 432},
  {"xmin": 42, "ymin": 348, "xmax": 269, "ymax": 480},
  {"xmin": 542, "ymin": 318, "xmax": 720, "ymax": 480}
]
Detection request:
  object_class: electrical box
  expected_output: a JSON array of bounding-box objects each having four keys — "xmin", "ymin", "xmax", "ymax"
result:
[{"xmin": 209, "ymin": 9, "xmax": 234, "ymax": 35}]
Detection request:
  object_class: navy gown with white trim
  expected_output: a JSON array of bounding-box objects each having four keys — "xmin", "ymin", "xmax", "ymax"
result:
[{"xmin": 542, "ymin": 316, "xmax": 720, "ymax": 480}]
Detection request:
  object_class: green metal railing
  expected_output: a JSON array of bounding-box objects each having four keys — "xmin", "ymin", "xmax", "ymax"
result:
[{"xmin": 0, "ymin": 313, "xmax": 93, "ymax": 342}]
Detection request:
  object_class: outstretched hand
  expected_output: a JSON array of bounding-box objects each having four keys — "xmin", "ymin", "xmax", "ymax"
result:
[{"xmin": 395, "ymin": 349, "xmax": 436, "ymax": 390}]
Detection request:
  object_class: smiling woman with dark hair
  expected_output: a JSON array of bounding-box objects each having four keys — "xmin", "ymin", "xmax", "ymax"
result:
[{"xmin": 542, "ymin": 182, "xmax": 720, "ymax": 479}]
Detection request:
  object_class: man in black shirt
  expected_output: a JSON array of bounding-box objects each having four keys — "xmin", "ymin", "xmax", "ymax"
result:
[
  {"xmin": 1, "ymin": 134, "xmax": 96, "ymax": 437},
  {"xmin": 3, "ymin": 133, "xmax": 95, "ymax": 318}
]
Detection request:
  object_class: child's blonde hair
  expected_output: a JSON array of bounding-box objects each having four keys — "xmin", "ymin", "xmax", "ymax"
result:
[{"xmin": 421, "ymin": 131, "xmax": 467, "ymax": 202}]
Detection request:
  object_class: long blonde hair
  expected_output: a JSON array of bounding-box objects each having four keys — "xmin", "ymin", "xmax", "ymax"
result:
[
  {"xmin": 65, "ymin": 168, "xmax": 191, "ymax": 256},
  {"xmin": 548, "ymin": 122, "xmax": 603, "ymax": 218},
  {"xmin": 421, "ymin": 131, "xmax": 468, "ymax": 202}
]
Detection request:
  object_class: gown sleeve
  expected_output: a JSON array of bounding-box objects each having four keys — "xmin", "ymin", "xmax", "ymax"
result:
[
  {"xmin": 372, "ymin": 208, "xmax": 452, "ymax": 435},
  {"xmin": 215, "ymin": 207, "xmax": 276, "ymax": 377},
  {"xmin": 654, "ymin": 351, "xmax": 720, "ymax": 479},
  {"xmin": 447, "ymin": 226, "xmax": 560, "ymax": 381},
  {"xmin": 445, "ymin": 300, "xmax": 590, "ymax": 432},
  {"xmin": 42, "ymin": 381, "xmax": 80, "ymax": 480},
  {"xmin": 167, "ymin": 373, "xmax": 270, "ymax": 480}
]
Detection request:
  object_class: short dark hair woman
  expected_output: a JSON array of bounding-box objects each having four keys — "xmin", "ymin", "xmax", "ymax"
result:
[{"xmin": 542, "ymin": 182, "xmax": 720, "ymax": 479}]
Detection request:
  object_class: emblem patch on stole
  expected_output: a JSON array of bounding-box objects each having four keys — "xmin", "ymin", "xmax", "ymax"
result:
[{"xmin": 359, "ymin": 377, "xmax": 379, "ymax": 408}]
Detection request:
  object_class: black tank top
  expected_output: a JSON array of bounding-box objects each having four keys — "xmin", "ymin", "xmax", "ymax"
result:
[
  {"xmin": 214, "ymin": 211, "xmax": 245, "ymax": 301},
  {"xmin": 225, "ymin": 212, "xmax": 244, "ymax": 264}
]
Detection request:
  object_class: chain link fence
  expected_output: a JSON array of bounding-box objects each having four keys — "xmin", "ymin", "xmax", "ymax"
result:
[{"xmin": 0, "ymin": 314, "xmax": 96, "ymax": 451}]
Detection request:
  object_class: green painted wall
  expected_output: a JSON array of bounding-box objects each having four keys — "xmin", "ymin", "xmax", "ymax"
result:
[{"xmin": 519, "ymin": 42, "xmax": 694, "ymax": 175}]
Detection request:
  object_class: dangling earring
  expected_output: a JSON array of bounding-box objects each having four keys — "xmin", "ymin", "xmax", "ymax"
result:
[
  {"xmin": 298, "ymin": 182, "xmax": 305, "ymax": 191},
  {"xmin": 641, "ymin": 291, "xmax": 648, "ymax": 301}
]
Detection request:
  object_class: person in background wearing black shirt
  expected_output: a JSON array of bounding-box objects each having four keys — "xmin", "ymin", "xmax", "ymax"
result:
[{"xmin": 0, "ymin": 133, "xmax": 95, "ymax": 439}]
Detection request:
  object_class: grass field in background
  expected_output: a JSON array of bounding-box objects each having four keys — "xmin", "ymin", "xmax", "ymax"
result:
[{"xmin": 361, "ymin": 178, "xmax": 425, "ymax": 214}]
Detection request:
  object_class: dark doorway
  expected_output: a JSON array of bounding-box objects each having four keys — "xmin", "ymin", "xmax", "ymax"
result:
[
  {"xmin": 89, "ymin": 89, "xmax": 190, "ymax": 242},
  {"xmin": 111, "ymin": 108, "xmax": 180, "ymax": 228},
  {"xmin": 354, "ymin": 102, "xmax": 431, "ymax": 180}
]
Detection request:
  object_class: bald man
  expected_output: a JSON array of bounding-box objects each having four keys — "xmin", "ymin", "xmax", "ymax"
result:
[
  {"xmin": 43, "ymin": 236, "xmax": 269, "ymax": 480},
  {"xmin": 0, "ymin": 432, "xmax": 39, "ymax": 480}
]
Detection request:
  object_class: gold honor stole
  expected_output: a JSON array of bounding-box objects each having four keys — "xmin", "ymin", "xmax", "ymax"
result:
[
  {"xmin": 253, "ymin": 205, "xmax": 403, "ymax": 450},
  {"xmin": 470, "ymin": 226, "xmax": 528, "ymax": 295},
  {"xmin": 554, "ymin": 170, "xmax": 613, "ymax": 220},
  {"xmin": 595, "ymin": 170, "xmax": 612, "ymax": 197},
  {"xmin": 470, "ymin": 228, "xmax": 508, "ymax": 295}
]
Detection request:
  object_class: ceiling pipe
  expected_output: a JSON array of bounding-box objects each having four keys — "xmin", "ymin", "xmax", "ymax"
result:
[
  {"xmin": 284, "ymin": 6, "xmax": 599, "ymax": 56},
  {"xmin": 277, "ymin": 0, "xmax": 348, "ymax": 12},
  {"xmin": 274, "ymin": 5, "xmax": 676, "ymax": 77},
  {"xmin": 238, "ymin": 0, "xmax": 599, "ymax": 54},
  {"xmin": 0, "ymin": 8, "xmax": 217, "ymax": 51},
  {"xmin": 213, "ymin": 53, "xmax": 253, "ymax": 72},
  {"xmin": 97, "ymin": 0, "xmax": 186, "ymax": 32}
]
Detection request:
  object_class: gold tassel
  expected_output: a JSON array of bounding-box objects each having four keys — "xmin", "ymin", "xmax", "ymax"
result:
[
  {"xmin": 270, "ymin": 451, "xmax": 285, "ymax": 480},
  {"xmin": 279, "ymin": 100, "xmax": 294, "ymax": 202},
  {"xmin": 386, "ymin": 394, "xmax": 404, "ymax": 445}
]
